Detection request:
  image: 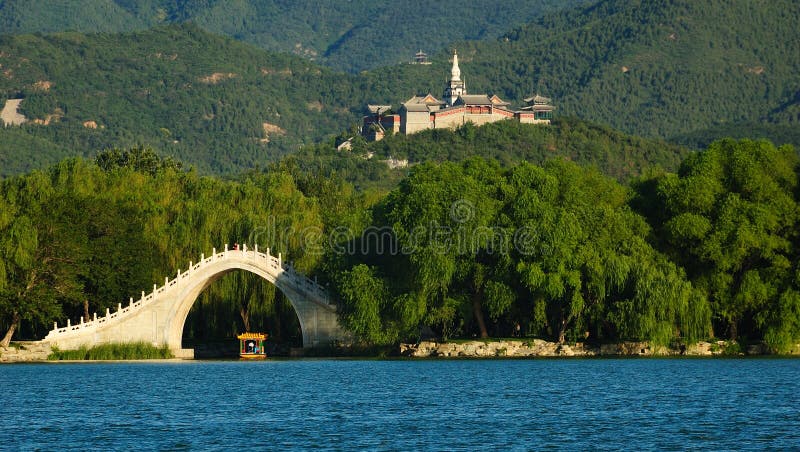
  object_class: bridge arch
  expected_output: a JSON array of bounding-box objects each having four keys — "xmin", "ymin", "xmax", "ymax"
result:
[
  {"xmin": 168, "ymin": 256, "xmax": 320, "ymax": 349},
  {"xmin": 44, "ymin": 246, "xmax": 346, "ymax": 356}
]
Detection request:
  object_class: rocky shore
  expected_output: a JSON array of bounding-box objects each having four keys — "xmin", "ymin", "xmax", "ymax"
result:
[
  {"xmin": 399, "ymin": 339, "xmax": 789, "ymax": 358},
  {"xmin": 3, "ymin": 339, "xmax": 797, "ymax": 362},
  {"xmin": 0, "ymin": 342, "xmax": 52, "ymax": 362}
]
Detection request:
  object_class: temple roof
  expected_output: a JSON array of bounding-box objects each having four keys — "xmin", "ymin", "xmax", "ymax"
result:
[
  {"xmin": 402, "ymin": 102, "xmax": 432, "ymax": 112},
  {"xmin": 489, "ymin": 94, "xmax": 510, "ymax": 106},
  {"xmin": 402, "ymin": 93, "xmax": 445, "ymax": 112},
  {"xmin": 520, "ymin": 104, "xmax": 557, "ymax": 111},
  {"xmin": 524, "ymin": 94, "xmax": 552, "ymax": 105},
  {"xmin": 454, "ymin": 94, "xmax": 494, "ymax": 106},
  {"xmin": 405, "ymin": 93, "xmax": 442, "ymax": 105},
  {"xmin": 367, "ymin": 104, "xmax": 392, "ymax": 114}
]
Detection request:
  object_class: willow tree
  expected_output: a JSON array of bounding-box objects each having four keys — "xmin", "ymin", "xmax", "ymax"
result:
[
  {"xmin": 0, "ymin": 149, "xmax": 333, "ymax": 345},
  {"xmin": 651, "ymin": 139, "xmax": 799, "ymax": 346},
  {"xmin": 506, "ymin": 160, "xmax": 710, "ymax": 344},
  {"xmin": 0, "ymin": 172, "xmax": 87, "ymax": 346},
  {"xmin": 384, "ymin": 159, "xmax": 508, "ymax": 339},
  {"xmin": 333, "ymin": 157, "xmax": 711, "ymax": 345},
  {"xmin": 336, "ymin": 264, "xmax": 395, "ymax": 344},
  {"xmin": 0, "ymin": 215, "xmax": 42, "ymax": 347},
  {"xmin": 334, "ymin": 158, "xmax": 509, "ymax": 341}
]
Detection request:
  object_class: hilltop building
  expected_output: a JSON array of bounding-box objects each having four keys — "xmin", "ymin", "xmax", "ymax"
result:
[
  {"xmin": 362, "ymin": 50, "xmax": 554, "ymax": 141},
  {"xmin": 411, "ymin": 50, "xmax": 432, "ymax": 65}
]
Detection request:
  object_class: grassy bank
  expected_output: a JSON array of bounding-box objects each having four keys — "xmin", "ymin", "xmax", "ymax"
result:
[{"xmin": 48, "ymin": 342, "xmax": 174, "ymax": 360}]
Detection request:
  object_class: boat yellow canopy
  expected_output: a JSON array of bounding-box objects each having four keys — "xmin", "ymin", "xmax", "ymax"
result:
[
  {"xmin": 237, "ymin": 332, "xmax": 267, "ymax": 341},
  {"xmin": 237, "ymin": 332, "xmax": 268, "ymax": 359}
]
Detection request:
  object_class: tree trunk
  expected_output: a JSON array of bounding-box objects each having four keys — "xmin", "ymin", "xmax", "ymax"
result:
[
  {"xmin": 240, "ymin": 306, "xmax": 251, "ymax": 333},
  {"xmin": 83, "ymin": 300, "xmax": 91, "ymax": 323},
  {"xmin": 729, "ymin": 319, "xmax": 738, "ymax": 341},
  {"xmin": 273, "ymin": 315, "xmax": 281, "ymax": 343},
  {"xmin": 472, "ymin": 295, "xmax": 489, "ymax": 338},
  {"xmin": 557, "ymin": 314, "xmax": 568, "ymax": 344},
  {"xmin": 0, "ymin": 312, "xmax": 20, "ymax": 348}
]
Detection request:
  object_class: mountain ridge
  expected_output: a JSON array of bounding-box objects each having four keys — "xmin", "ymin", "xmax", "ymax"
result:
[
  {"xmin": 0, "ymin": 0, "xmax": 798, "ymax": 176},
  {"xmin": 0, "ymin": 0, "xmax": 584, "ymax": 72}
]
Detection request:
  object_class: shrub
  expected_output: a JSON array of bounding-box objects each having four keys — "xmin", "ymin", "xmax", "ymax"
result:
[{"xmin": 48, "ymin": 342, "xmax": 174, "ymax": 360}]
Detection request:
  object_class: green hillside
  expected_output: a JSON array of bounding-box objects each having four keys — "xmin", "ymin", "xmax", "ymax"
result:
[
  {"xmin": 0, "ymin": 0, "xmax": 583, "ymax": 72},
  {"xmin": 0, "ymin": 0, "xmax": 149, "ymax": 33},
  {"xmin": 1, "ymin": 0, "xmax": 798, "ymax": 177},
  {"xmin": 0, "ymin": 24, "xmax": 368, "ymax": 175},
  {"xmin": 4, "ymin": 23, "xmax": 676, "ymax": 179},
  {"xmin": 448, "ymin": 0, "xmax": 800, "ymax": 141},
  {"xmin": 292, "ymin": 117, "xmax": 689, "ymax": 192}
]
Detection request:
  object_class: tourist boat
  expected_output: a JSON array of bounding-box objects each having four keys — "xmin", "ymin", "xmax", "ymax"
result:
[{"xmin": 237, "ymin": 332, "xmax": 268, "ymax": 359}]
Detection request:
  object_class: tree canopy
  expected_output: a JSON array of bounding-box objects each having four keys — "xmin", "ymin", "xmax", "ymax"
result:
[
  {"xmin": 1, "ymin": 139, "xmax": 799, "ymax": 352},
  {"xmin": 635, "ymin": 139, "xmax": 800, "ymax": 351},
  {"xmin": 333, "ymin": 157, "xmax": 712, "ymax": 346}
]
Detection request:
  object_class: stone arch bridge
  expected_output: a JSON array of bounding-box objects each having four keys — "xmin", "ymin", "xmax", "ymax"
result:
[{"xmin": 43, "ymin": 245, "xmax": 346, "ymax": 357}]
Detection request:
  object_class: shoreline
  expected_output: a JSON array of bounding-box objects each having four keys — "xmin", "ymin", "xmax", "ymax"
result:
[
  {"xmin": 399, "ymin": 339, "xmax": 800, "ymax": 358},
  {"xmin": 4, "ymin": 339, "xmax": 800, "ymax": 363}
]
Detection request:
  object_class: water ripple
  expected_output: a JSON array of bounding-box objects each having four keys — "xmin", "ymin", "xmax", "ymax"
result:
[{"xmin": 1, "ymin": 358, "xmax": 799, "ymax": 449}]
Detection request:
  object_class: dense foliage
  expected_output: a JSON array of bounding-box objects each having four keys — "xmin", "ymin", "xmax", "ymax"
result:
[
  {"xmin": 365, "ymin": 118, "xmax": 686, "ymax": 181},
  {"xmin": 634, "ymin": 139, "xmax": 800, "ymax": 351},
  {"xmin": 0, "ymin": 148, "xmax": 347, "ymax": 346},
  {"xmin": 289, "ymin": 117, "xmax": 689, "ymax": 193},
  {"xmin": 331, "ymin": 140, "xmax": 800, "ymax": 351},
  {"xmin": 331, "ymin": 158, "xmax": 710, "ymax": 346},
  {"xmin": 0, "ymin": 0, "xmax": 581, "ymax": 72},
  {"xmin": 1, "ymin": 140, "xmax": 799, "ymax": 351}
]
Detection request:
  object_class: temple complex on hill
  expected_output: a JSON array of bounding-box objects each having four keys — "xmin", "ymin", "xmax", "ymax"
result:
[{"xmin": 362, "ymin": 50, "xmax": 555, "ymax": 141}]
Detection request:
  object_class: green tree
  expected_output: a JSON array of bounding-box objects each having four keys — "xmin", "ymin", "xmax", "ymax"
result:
[
  {"xmin": 336, "ymin": 264, "xmax": 393, "ymax": 344},
  {"xmin": 0, "ymin": 196, "xmax": 87, "ymax": 346},
  {"xmin": 648, "ymin": 139, "xmax": 800, "ymax": 345},
  {"xmin": 506, "ymin": 160, "xmax": 709, "ymax": 344}
]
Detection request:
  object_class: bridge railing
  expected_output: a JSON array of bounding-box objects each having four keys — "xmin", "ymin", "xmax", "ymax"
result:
[{"xmin": 45, "ymin": 244, "xmax": 332, "ymax": 338}]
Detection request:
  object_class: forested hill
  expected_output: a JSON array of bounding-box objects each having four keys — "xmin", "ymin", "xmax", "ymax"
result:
[
  {"xmin": 0, "ymin": 23, "xmax": 682, "ymax": 179},
  {"xmin": 0, "ymin": 0, "xmax": 583, "ymax": 72},
  {"xmin": 448, "ymin": 0, "xmax": 800, "ymax": 144},
  {"xmin": 0, "ymin": 24, "xmax": 369, "ymax": 175},
  {"xmin": 292, "ymin": 118, "xmax": 690, "ymax": 192},
  {"xmin": 1, "ymin": 0, "xmax": 799, "ymax": 176}
]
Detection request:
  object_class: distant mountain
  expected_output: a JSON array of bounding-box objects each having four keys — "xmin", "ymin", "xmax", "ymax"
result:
[
  {"xmin": 449, "ymin": 0, "xmax": 800, "ymax": 142},
  {"xmin": 0, "ymin": 0, "xmax": 584, "ymax": 72},
  {"xmin": 1, "ymin": 0, "xmax": 798, "ymax": 177},
  {"xmin": 0, "ymin": 0, "xmax": 149, "ymax": 33},
  {"xmin": 0, "ymin": 24, "xmax": 365, "ymax": 175}
]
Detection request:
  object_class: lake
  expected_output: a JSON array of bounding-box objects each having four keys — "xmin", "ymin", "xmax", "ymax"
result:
[{"xmin": 1, "ymin": 358, "xmax": 799, "ymax": 450}]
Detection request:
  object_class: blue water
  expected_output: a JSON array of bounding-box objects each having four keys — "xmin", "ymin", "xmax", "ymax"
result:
[{"xmin": 1, "ymin": 358, "xmax": 799, "ymax": 450}]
